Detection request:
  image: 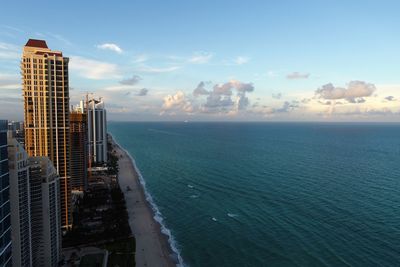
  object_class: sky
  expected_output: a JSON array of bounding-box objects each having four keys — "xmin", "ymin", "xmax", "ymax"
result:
[{"xmin": 0, "ymin": 0, "xmax": 399, "ymax": 121}]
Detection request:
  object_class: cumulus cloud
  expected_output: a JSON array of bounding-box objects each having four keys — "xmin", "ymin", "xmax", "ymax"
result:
[
  {"xmin": 273, "ymin": 101, "xmax": 300, "ymax": 113},
  {"xmin": 137, "ymin": 88, "xmax": 148, "ymax": 96},
  {"xmin": 193, "ymin": 81, "xmax": 210, "ymax": 96},
  {"xmin": 97, "ymin": 43, "xmax": 123, "ymax": 54},
  {"xmin": 119, "ymin": 75, "xmax": 141, "ymax": 85},
  {"xmin": 161, "ymin": 91, "xmax": 193, "ymax": 114},
  {"xmin": 385, "ymin": 96, "xmax": 396, "ymax": 101},
  {"xmin": 69, "ymin": 56, "xmax": 120, "ymax": 79},
  {"xmin": 315, "ymin": 81, "xmax": 376, "ymax": 103},
  {"xmin": 193, "ymin": 80, "xmax": 255, "ymax": 113},
  {"xmin": 204, "ymin": 94, "xmax": 234, "ymax": 108},
  {"xmin": 250, "ymin": 100, "xmax": 301, "ymax": 117},
  {"xmin": 287, "ymin": 72, "xmax": 310, "ymax": 80}
]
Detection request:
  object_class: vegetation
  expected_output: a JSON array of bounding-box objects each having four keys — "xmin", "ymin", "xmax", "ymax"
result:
[
  {"xmin": 63, "ymin": 135, "xmax": 135, "ymax": 266},
  {"xmin": 63, "ymin": 140, "xmax": 131, "ymax": 247},
  {"xmin": 107, "ymin": 138, "xmax": 119, "ymax": 175},
  {"xmin": 79, "ymin": 253, "xmax": 104, "ymax": 267},
  {"xmin": 103, "ymin": 237, "xmax": 135, "ymax": 267}
]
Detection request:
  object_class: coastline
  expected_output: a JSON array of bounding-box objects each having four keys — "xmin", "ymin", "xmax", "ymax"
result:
[{"xmin": 109, "ymin": 135, "xmax": 181, "ymax": 267}]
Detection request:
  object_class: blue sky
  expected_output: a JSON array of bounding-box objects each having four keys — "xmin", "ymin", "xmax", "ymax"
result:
[{"xmin": 1, "ymin": 0, "xmax": 399, "ymax": 121}]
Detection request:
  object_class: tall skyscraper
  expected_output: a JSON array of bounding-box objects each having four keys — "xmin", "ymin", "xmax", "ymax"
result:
[
  {"xmin": 0, "ymin": 120, "xmax": 12, "ymax": 267},
  {"xmin": 22, "ymin": 39, "xmax": 72, "ymax": 229},
  {"xmin": 70, "ymin": 103, "xmax": 88, "ymax": 191},
  {"xmin": 7, "ymin": 138, "xmax": 32, "ymax": 267},
  {"xmin": 87, "ymin": 97, "xmax": 108, "ymax": 164},
  {"xmin": 28, "ymin": 157, "xmax": 61, "ymax": 267}
]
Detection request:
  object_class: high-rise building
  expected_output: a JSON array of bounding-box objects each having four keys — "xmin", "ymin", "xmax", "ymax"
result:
[
  {"xmin": 28, "ymin": 156, "xmax": 61, "ymax": 267},
  {"xmin": 87, "ymin": 97, "xmax": 108, "ymax": 164},
  {"xmin": 70, "ymin": 103, "xmax": 88, "ymax": 191},
  {"xmin": 0, "ymin": 120, "xmax": 12, "ymax": 267},
  {"xmin": 7, "ymin": 138, "xmax": 32, "ymax": 267},
  {"xmin": 22, "ymin": 39, "xmax": 72, "ymax": 229}
]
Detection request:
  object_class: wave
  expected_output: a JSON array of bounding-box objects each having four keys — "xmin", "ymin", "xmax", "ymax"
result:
[
  {"xmin": 189, "ymin": 195, "xmax": 199, "ymax": 198},
  {"xmin": 187, "ymin": 184, "xmax": 194, "ymax": 188},
  {"xmin": 109, "ymin": 134, "xmax": 186, "ymax": 267},
  {"xmin": 227, "ymin": 213, "xmax": 239, "ymax": 218},
  {"xmin": 212, "ymin": 217, "xmax": 218, "ymax": 222}
]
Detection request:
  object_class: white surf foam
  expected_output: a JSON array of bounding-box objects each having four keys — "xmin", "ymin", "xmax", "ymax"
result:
[
  {"xmin": 212, "ymin": 217, "xmax": 218, "ymax": 222},
  {"xmin": 227, "ymin": 213, "xmax": 239, "ymax": 218},
  {"xmin": 189, "ymin": 194, "xmax": 199, "ymax": 198},
  {"xmin": 110, "ymin": 134, "xmax": 186, "ymax": 267},
  {"xmin": 187, "ymin": 184, "xmax": 194, "ymax": 188}
]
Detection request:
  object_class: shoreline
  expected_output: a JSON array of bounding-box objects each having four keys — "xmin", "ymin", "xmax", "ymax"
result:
[{"xmin": 109, "ymin": 135, "xmax": 181, "ymax": 267}]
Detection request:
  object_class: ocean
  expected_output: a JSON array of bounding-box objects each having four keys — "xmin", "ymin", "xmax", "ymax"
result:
[{"xmin": 108, "ymin": 122, "xmax": 400, "ymax": 267}]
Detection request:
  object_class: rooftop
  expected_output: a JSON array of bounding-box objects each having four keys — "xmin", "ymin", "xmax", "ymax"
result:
[{"xmin": 25, "ymin": 39, "xmax": 48, "ymax": 49}]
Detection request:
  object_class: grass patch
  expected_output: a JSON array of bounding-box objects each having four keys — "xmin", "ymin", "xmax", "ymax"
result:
[
  {"xmin": 103, "ymin": 237, "xmax": 135, "ymax": 267},
  {"xmin": 79, "ymin": 253, "xmax": 104, "ymax": 267}
]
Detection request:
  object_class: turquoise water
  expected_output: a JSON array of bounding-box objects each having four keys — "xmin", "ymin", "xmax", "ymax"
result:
[{"xmin": 109, "ymin": 122, "xmax": 400, "ymax": 267}]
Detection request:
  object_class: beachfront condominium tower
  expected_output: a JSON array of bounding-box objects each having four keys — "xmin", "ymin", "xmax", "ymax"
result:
[
  {"xmin": 28, "ymin": 157, "xmax": 62, "ymax": 267},
  {"xmin": 22, "ymin": 39, "xmax": 72, "ymax": 229},
  {"xmin": 7, "ymin": 138, "xmax": 32, "ymax": 267},
  {"xmin": 87, "ymin": 97, "xmax": 108, "ymax": 164},
  {"xmin": 70, "ymin": 103, "xmax": 88, "ymax": 191},
  {"xmin": 0, "ymin": 120, "xmax": 12, "ymax": 267}
]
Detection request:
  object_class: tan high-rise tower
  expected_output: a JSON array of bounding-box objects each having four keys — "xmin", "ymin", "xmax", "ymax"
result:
[{"xmin": 22, "ymin": 39, "xmax": 72, "ymax": 229}]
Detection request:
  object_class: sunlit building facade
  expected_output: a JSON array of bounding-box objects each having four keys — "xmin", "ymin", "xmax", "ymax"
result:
[
  {"xmin": 22, "ymin": 39, "xmax": 71, "ymax": 229},
  {"xmin": 70, "ymin": 105, "xmax": 88, "ymax": 191}
]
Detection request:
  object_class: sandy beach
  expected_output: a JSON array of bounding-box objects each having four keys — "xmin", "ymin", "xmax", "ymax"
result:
[{"xmin": 110, "ymin": 137, "xmax": 177, "ymax": 267}]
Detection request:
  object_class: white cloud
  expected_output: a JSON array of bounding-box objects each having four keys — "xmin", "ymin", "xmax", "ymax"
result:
[
  {"xmin": 97, "ymin": 43, "xmax": 123, "ymax": 54},
  {"xmin": 161, "ymin": 91, "xmax": 193, "ymax": 114},
  {"xmin": 69, "ymin": 56, "xmax": 121, "ymax": 80},
  {"xmin": 0, "ymin": 42, "xmax": 20, "ymax": 59},
  {"xmin": 192, "ymin": 80, "xmax": 255, "ymax": 113},
  {"xmin": 137, "ymin": 65, "xmax": 181, "ymax": 74},
  {"xmin": 188, "ymin": 52, "xmax": 213, "ymax": 64},
  {"xmin": 315, "ymin": 81, "xmax": 376, "ymax": 103},
  {"xmin": 133, "ymin": 54, "xmax": 148, "ymax": 63},
  {"xmin": 234, "ymin": 56, "xmax": 250, "ymax": 65},
  {"xmin": 0, "ymin": 74, "xmax": 20, "ymax": 89},
  {"xmin": 287, "ymin": 72, "xmax": 310, "ymax": 80}
]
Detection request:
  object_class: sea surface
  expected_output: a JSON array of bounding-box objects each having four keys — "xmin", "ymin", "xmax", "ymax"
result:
[{"xmin": 108, "ymin": 122, "xmax": 400, "ymax": 267}]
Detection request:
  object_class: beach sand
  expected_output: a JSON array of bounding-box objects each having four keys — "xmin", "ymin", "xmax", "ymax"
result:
[{"xmin": 111, "ymin": 138, "xmax": 177, "ymax": 267}]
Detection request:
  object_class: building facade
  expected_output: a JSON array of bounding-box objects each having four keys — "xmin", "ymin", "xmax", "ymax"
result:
[
  {"xmin": 0, "ymin": 120, "xmax": 12, "ymax": 266},
  {"xmin": 87, "ymin": 98, "xmax": 107, "ymax": 164},
  {"xmin": 7, "ymin": 138, "xmax": 32, "ymax": 267},
  {"xmin": 22, "ymin": 39, "xmax": 72, "ymax": 229},
  {"xmin": 70, "ymin": 107, "xmax": 88, "ymax": 191},
  {"xmin": 28, "ymin": 157, "xmax": 61, "ymax": 267}
]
